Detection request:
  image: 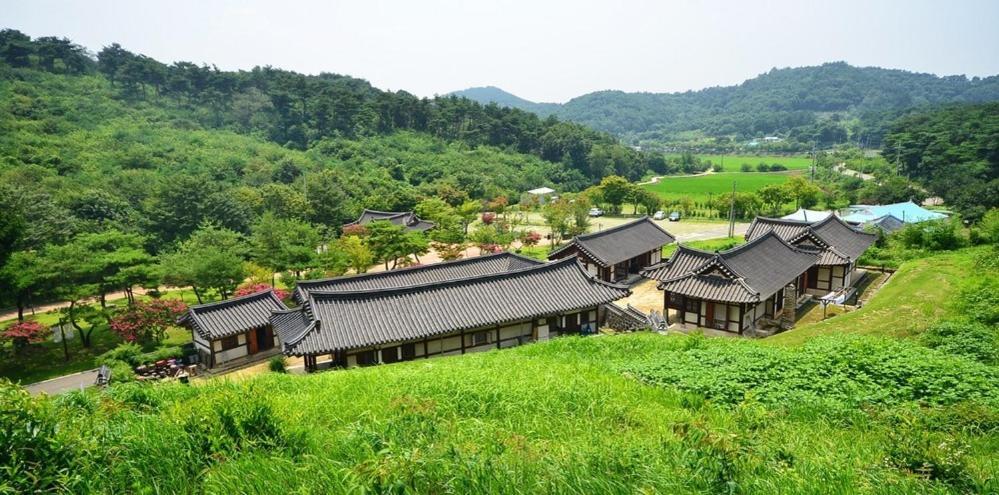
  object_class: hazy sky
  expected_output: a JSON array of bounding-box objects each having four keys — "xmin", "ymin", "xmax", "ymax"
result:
[{"xmin": 5, "ymin": 0, "xmax": 999, "ymax": 102}]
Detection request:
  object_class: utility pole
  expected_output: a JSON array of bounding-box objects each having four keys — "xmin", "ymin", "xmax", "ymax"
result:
[{"xmin": 727, "ymin": 181, "xmax": 736, "ymax": 238}]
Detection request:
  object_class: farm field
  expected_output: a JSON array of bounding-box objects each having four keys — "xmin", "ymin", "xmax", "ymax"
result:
[
  {"xmin": 666, "ymin": 153, "xmax": 814, "ymax": 171},
  {"xmin": 643, "ymin": 171, "xmax": 799, "ymax": 201}
]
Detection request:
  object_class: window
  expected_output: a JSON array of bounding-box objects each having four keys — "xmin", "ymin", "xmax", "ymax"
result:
[
  {"xmin": 472, "ymin": 331, "xmax": 489, "ymax": 346},
  {"xmin": 684, "ymin": 297, "xmax": 700, "ymax": 313},
  {"xmin": 356, "ymin": 350, "xmax": 377, "ymax": 366},
  {"xmin": 220, "ymin": 334, "xmax": 239, "ymax": 350}
]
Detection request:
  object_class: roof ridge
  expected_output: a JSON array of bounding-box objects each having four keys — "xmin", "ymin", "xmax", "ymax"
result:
[
  {"xmin": 307, "ymin": 257, "xmax": 576, "ymax": 301},
  {"xmin": 296, "ymin": 251, "xmax": 542, "ymax": 289},
  {"xmin": 188, "ymin": 289, "xmax": 283, "ymax": 312},
  {"xmin": 573, "ymin": 216, "xmax": 658, "ymax": 240}
]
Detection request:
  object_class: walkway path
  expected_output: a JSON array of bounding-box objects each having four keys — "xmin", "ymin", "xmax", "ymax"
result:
[
  {"xmin": 832, "ymin": 162, "xmax": 874, "ymax": 181},
  {"xmin": 638, "ymin": 170, "xmax": 715, "ymax": 185},
  {"xmin": 25, "ymin": 368, "xmax": 98, "ymax": 395}
]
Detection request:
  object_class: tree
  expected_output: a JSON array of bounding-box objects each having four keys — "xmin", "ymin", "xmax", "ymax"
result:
[
  {"xmin": 541, "ymin": 198, "xmax": 573, "ymax": 247},
  {"xmin": 160, "ymin": 223, "xmax": 248, "ymax": 303},
  {"xmin": 338, "ymin": 235, "xmax": 373, "ymax": 274},
  {"xmin": 598, "ymin": 175, "xmax": 631, "ymax": 214},
  {"xmin": 756, "ymin": 184, "xmax": 792, "ymax": 215},
  {"xmin": 785, "ymin": 176, "xmax": 822, "ymax": 210},
  {"xmin": 250, "ymin": 213, "xmax": 321, "ymax": 280},
  {"xmin": 432, "ymin": 241, "xmax": 465, "ymax": 261},
  {"xmin": 635, "ymin": 189, "xmax": 662, "ymax": 216},
  {"xmin": 365, "ymin": 221, "xmax": 414, "ymax": 270},
  {"xmin": 109, "ymin": 299, "xmax": 187, "ymax": 346},
  {"xmin": 0, "ymin": 251, "xmax": 49, "ymax": 322},
  {"xmin": 456, "ymin": 200, "xmax": 481, "ymax": 235},
  {"xmin": 1, "ymin": 321, "xmax": 51, "ymax": 355}
]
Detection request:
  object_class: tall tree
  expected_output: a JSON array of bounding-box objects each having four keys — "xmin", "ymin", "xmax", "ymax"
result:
[{"xmin": 160, "ymin": 223, "xmax": 248, "ymax": 302}]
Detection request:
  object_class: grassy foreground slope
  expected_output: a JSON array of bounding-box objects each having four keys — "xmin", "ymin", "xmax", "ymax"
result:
[
  {"xmin": 769, "ymin": 247, "xmax": 984, "ymax": 345},
  {"xmin": 7, "ymin": 331, "xmax": 998, "ymax": 494}
]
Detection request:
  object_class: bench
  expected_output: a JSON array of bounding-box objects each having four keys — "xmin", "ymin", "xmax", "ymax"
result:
[{"xmin": 95, "ymin": 364, "xmax": 111, "ymax": 387}]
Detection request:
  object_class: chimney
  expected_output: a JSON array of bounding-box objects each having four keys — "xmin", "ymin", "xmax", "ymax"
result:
[{"xmin": 781, "ymin": 283, "xmax": 797, "ymax": 328}]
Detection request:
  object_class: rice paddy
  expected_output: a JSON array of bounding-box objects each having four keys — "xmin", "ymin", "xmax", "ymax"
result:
[{"xmin": 644, "ymin": 171, "xmax": 798, "ymax": 202}]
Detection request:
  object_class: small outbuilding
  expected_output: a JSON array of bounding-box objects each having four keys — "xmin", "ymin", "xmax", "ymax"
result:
[
  {"xmin": 344, "ymin": 209, "xmax": 435, "ymax": 232},
  {"xmin": 548, "ymin": 217, "xmax": 675, "ymax": 283},
  {"xmin": 841, "ymin": 201, "xmax": 947, "ymax": 225},
  {"xmin": 179, "ymin": 290, "xmax": 288, "ymax": 368}
]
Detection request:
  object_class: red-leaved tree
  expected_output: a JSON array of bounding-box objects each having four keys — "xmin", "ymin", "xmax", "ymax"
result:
[
  {"xmin": 233, "ymin": 283, "xmax": 290, "ymax": 301},
  {"xmin": 1, "ymin": 321, "xmax": 51, "ymax": 354},
  {"xmin": 110, "ymin": 299, "xmax": 188, "ymax": 345},
  {"xmin": 341, "ymin": 224, "xmax": 368, "ymax": 237},
  {"xmin": 521, "ymin": 231, "xmax": 542, "ymax": 247},
  {"xmin": 481, "ymin": 212, "xmax": 496, "ymax": 225}
]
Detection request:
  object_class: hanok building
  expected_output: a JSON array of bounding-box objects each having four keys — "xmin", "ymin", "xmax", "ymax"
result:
[
  {"xmin": 343, "ymin": 209, "xmax": 435, "ymax": 233},
  {"xmin": 272, "ymin": 257, "xmax": 631, "ymax": 371},
  {"xmin": 548, "ymin": 217, "xmax": 675, "ymax": 283},
  {"xmin": 744, "ymin": 215, "xmax": 876, "ymax": 295},
  {"xmin": 179, "ymin": 290, "xmax": 288, "ymax": 368},
  {"xmin": 641, "ymin": 232, "xmax": 818, "ymax": 334}
]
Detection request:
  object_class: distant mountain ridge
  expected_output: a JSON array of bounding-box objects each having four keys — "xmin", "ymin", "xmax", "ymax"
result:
[
  {"xmin": 449, "ymin": 63, "xmax": 999, "ymax": 147},
  {"xmin": 447, "ymin": 86, "xmax": 560, "ymax": 116}
]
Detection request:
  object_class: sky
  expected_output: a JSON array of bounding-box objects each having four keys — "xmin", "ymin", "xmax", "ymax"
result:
[{"xmin": 5, "ymin": 0, "xmax": 999, "ymax": 103}]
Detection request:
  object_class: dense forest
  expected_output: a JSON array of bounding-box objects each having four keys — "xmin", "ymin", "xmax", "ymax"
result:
[
  {"xmin": 453, "ymin": 63, "xmax": 999, "ymax": 149},
  {"xmin": 883, "ymin": 102, "xmax": 999, "ymax": 219},
  {"xmin": 0, "ymin": 30, "xmax": 674, "ymax": 248}
]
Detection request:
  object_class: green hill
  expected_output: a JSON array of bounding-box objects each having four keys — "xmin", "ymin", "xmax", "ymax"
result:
[
  {"xmin": 454, "ymin": 63, "xmax": 999, "ymax": 149},
  {"xmin": 448, "ymin": 86, "xmax": 560, "ymax": 116}
]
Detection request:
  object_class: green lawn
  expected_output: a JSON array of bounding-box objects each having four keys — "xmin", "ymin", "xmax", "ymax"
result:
[
  {"xmin": 668, "ymin": 153, "xmax": 814, "ymax": 171},
  {"xmin": 644, "ymin": 171, "xmax": 798, "ymax": 202},
  {"xmin": 768, "ymin": 246, "xmax": 985, "ymax": 345},
  {"xmin": 662, "ymin": 237, "xmax": 744, "ymax": 257}
]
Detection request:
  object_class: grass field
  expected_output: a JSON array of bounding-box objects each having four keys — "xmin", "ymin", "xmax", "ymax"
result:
[
  {"xmin": 679, "ymin": 154, "xmax": 815, "ymax": 171},
  {"xmin": 644, "ymin": 171, "xmax": 798, "ymax": 201},
  {"xmin": 768, "ymin": 246, "xmax": 986, "ymax": 345}
]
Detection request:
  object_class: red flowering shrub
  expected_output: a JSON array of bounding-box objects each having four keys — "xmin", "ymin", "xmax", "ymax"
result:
[
  {"xmin": 1, "ymin": 321, "xmax": 51, "ymax": 354},
  {"xmin": 341, "ymin": 224, "xmax": 368, "ymax": 237},
  {"xmin": 481, "ymin": 212, "xmax": 496, "ymax": 225},
  {"xmin": 110, "ymin": 299, "xmax": 188, "ymax": 345},
  {"xmin": 522, "ymin": 230, "xmax": 542, "ymax": 247},
  {"xmin": 478, "ymin": 243, "xmax": 502, "ymax": 254},
  {"xmin": 234, "ymin": 283, "xmax": 290, "ymax": 301}
]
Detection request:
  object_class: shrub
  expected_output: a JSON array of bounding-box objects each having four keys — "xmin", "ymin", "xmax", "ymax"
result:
[
  {"xmin": 234, "ymin": 283, "xmax": 290, "ymax": 301},
  {"xmin": 740, "ymin": 163, "xmax": 752, "ymax": 172},
  {"xmin": 0, "ymin": 380, "xmax": 77, "ymax": 493},
  {"xmin": 884, "ymin": 427, "xmax": 974, "ymax": 490},
  {"xmin": 755, "ymin": 163, "xmax": 770, "ymax": 172},
  {"xmin": 955, "ymin": 277, "xmax": 999, "ymax": 326},
  {"xmin": 105, "ymin": 359, "xmax": 137, "ymax": 384},
  {"xmin": 1, "ymin": 321, "xmax": 51, "ymax": 354},
  {"xmin": 269, "ymin": 355, "xmax": 288, "ymax": 373},
  {"xmin": 481, "ymin": 212, "xmax": 496, "ymax": 225},
  {"xmin": 770, "ymin": 163, "xmax": 787, "ymax": 171},
  {"xmin": 141, "ymin": 346, "xmax": 184, "ymax": 364},
  {"xmin": 520, "ymin": 230, "xmax": 541, "ymax": 247},
  {"xmin": 110, "ymin": 299, "xmax": 188, "ymax": 345},
  {"xmin": 921, "ymin": 320, "xmax": 998, "ymax": 365},
  {"xmin": 98, "ymin": 342, "xmax": 144, "ymax": 366}
]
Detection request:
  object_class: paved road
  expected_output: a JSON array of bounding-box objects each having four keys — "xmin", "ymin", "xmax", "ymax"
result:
[{"xmin": 25, "ymin": 368, "xmax": 98, "ymax": 395}]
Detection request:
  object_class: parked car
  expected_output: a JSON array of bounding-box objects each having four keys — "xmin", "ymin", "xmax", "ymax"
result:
[
  {"xmin": 668, "ymin": 211, "xmax": 681, "ymax": 222},
  {"xmin": 653, "ymin": 210, "xmax": 666, "ymax": 220},
  {"xmin": 588, "ymin": 207, "xmax": 604, "ymax": 217}
]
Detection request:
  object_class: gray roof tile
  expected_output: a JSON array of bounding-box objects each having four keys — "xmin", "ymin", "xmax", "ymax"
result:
[
  {"xmin": 548, "ymin": 217, "xmax": 675, "ymax": 267},
  {"xmin": 180, "ymin": 290, "xmax": 287, "ymax": 340},
  {"xmin": 276, "ymin": 258, "xmax": 630, "ymax": 355},
  {"xmin": 745, "ymin": 215, "xmax": 875, "ymax": 265},
  {"xmin": 344, "ymin": 209, "xmax": 435, "ymax": 232}
]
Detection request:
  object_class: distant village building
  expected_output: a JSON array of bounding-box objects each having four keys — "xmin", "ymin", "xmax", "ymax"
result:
[
  {"xmin": 642, "ymin": 232, "xmax": 817, "ymax": 334},
  {"xmin": 343, "ymin": 209, "xmax": 435, "ymax": 232},
  {"xmin": 179, "ymin": 290, "xmax": 288, "ymax": 368},
  {"xmin": 863, "ymin": 214, "xmax": 905, "ymax": 234},
  {"xmin": 744, "ymin": 215, "xmax": 876, "ymax": 295},
  {"xmin": 780, "ymin": 208, "xmax": 833, "ymax": 222},
  {"xmin": 548, "ymin": 217, "xmax": 675, "ymax": 283},
  {"xmin": 840, "ymin": 201, "xmax": 947, "ymax": 225},
  {"xmin": 272, "ymin": 258, "xmax": 631, "ymax": 371},
  {"xmin": 523, "ymin": 186, "xmax": 557, "ymax": 205}
]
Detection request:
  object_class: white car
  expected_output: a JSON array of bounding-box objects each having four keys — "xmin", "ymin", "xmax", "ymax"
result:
[
  {"xmin": 588, "ymin": 207, "xmax": 604, "ymax": 217},
  {"xmin": 653, "ymin": 210, "xmax": 666, "ymax": 220}
]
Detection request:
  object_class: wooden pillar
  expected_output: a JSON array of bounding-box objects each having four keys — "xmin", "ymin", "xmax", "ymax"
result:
[
  {"xmin": 496, "ymin": 325, "xmax": 501, "ymax": 349},
  {"xmin": 460, "ymin": 329, "xmax": 466, "ymax": 354},
  {"xmin": 423, "ymin": 337, "xmax": 429, "ymax": 359}
]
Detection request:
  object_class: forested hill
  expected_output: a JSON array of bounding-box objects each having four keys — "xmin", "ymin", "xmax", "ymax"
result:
[
  {"xmin": 0, "ymin": 30, "xmax": 669, "ymax": 250},
  {"xmin": 447, "ymin": 86, "xmax": 559, "ymax": 116},
  {"xmin": 453, "ymin": 63, "xmax": 999, "ymax": 148}
]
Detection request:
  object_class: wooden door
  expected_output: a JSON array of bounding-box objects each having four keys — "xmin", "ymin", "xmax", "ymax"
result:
[
  {"xmin": 246, "ymin": 329, "xmax": 258, "ymax": 355},
  {"xmin": 256, "ymin": 326, "xmax": 273, "ymax": 351},
  {"xmin": 705, "ymin": 301, "xmax": 714, "ymax": 328}
]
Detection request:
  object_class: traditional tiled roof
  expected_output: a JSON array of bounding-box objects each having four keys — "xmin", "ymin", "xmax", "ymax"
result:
[
  {"xmin": 179, "ymin": 290, "xmax": 287, "ymax": 340},
  {"xmin": 275, "ymin": 258, "xmax": 630, "ymax": 355},
  {"xmin": 641, "ymin": 232, "xmax": 818, "ymax": 303},
  {"xmin": 293, "ymin": 252, "xmax": 543, "ymax": 302},
  {"xmin": 548, "ymin": 217, "xmax": 675, "ymax": 267},
  {"xmin": 863, "ymin": 214, "xmax": 905, "ymax": 233},
  {"xmin": 343, "ymin": 209, "xmax": 435, "ymax": 232},
  {"xmin": 745, "ymin": 215, "xmax": 875, "ymax": 265},
  {"xmin": 780, "ymin": 208, "xmax": 833, "ymax": 222}
]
